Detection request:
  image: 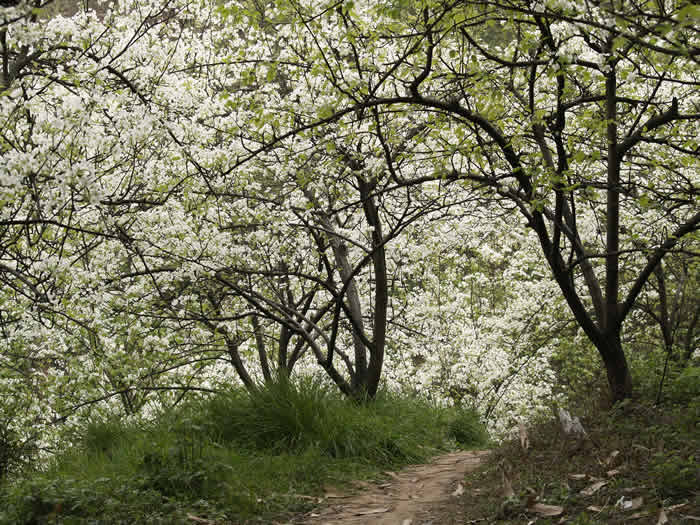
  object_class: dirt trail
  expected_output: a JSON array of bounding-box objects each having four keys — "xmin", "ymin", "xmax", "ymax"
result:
[{"xmin": 297, "ymin": 450, "xmax": 490, "ymax": 525}]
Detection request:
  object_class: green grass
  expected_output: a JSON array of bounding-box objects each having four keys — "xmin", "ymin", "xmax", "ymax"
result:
[{"xmin": 0, "ymin": 375, "xmax": 488, "ymax": 524}]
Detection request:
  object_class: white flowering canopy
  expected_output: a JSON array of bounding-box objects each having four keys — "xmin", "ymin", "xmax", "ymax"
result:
[{"xmin": 0, "ymin": 0, "xmax": 698, "ymax": 447}]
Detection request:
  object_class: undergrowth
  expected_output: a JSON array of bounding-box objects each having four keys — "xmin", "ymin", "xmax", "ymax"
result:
[
  {"xmin": 453, "ymin": 372, "xmax": 699, "ymax": 525},
  {"xmin": 0, "ymin": 375, "xmax": 488, "ymax": 524}
]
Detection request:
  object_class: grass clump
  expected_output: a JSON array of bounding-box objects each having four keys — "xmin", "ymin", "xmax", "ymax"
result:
[{"xmin": 0, "ymin": 376, "xmax": 488, "ymax": 524}]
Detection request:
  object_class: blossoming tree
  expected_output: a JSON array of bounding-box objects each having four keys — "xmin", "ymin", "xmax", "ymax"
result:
[
  {"xmin": 1, "ymin": 0, "xmax": 698, "ymax": 461},
  {"xmin": 229, "ymin": 0, "xmax": 699, "ymax": 402}
]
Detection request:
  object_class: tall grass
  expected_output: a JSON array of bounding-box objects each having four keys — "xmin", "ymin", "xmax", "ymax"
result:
[{"xmin": 0, "ymin": 376, "xmax": 489, "ymax": 524}]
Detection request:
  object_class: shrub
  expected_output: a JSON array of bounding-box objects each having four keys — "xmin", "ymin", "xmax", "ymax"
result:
[
  {"xmin": 80, "ymin": 416, "xmax": 131, "ymax": 457},
  {"xmin": 0, "ymin": 410, "xmax": 37, "ymax": 483},
  {"xmin": 0, "ymin": 425, "xmax": 23, "ymax": 482},
  {"xmin": 447, "ymin": 406, "xmax": 489, "ymax": 447},
  {"xmin": 668, "ymin": 366, "xmax": 700, "ymax": 402},
  {"xmin": 651, "ymin": 452, "xmax": 698, "ymax": 498}
]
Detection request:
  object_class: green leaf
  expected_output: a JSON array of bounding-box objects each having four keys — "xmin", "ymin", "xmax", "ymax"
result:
[
  {"xmin": 677, "ymin": 5, "xmax": 700, "ymax": 24},
  {"xmin": 317, "ymin": 104, "xmax": 335, "ymax": 119},
  {"xmin": 638, "ymin": 194, "xmax": 650, "ymax": 209}
]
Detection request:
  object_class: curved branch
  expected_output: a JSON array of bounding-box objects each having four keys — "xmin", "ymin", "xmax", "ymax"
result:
[
  {"xmin": 619, "ymin": 210, "xmax": 700, "ymax": 328},
  {"xmin": 619, "ymin": 97, "xmax": 680, "ymax": 158}
]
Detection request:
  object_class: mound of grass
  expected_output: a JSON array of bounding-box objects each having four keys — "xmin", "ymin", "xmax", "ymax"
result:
[
  {"xmin": 0, "ymin": 377, "xmax": 489, "ymax": 524},
  {"xmin": 452, "ymin": 395, "xmax": 699, "ymax": 524}
]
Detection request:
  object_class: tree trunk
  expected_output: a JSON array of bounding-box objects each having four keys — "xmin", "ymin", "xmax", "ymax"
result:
[
  {"xmin": 536, "ymin": 230, "xmax": 635, "ymax": 405},
  {"xmin": 597, "ymin": 333, "xmax": 633, "ymax": 404},
  {"xmin": 251, "ymin": 316, "xmax": 272, "ymax": 383},
  {"xmin": 358, "ymin": 176, "xmax": 387, "ymax": 400},
  {"xmin": 225, "ymin": 335, "xmax": 256, "ymax": 392},
  {"xmin": 319, "ymin": 215, "xmax": 368, "ymax": 389}
]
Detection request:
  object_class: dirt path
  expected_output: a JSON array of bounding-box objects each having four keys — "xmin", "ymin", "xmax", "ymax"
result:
[{"xmin": 295, "ymin": 450, "xmax": 490, "ymax": 525}]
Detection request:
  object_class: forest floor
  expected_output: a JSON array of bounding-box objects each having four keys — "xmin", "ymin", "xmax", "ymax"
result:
[
  {"xmin": 3, "ymin": 383, "xmax": 697, "ymax": 524},
  {"xmin": 287, "ymin": 450, "xmax": 491, "ymax": 525},
  {"xmin": 280, "ymin": 397, "xmax": 700, "ymax": 525}
]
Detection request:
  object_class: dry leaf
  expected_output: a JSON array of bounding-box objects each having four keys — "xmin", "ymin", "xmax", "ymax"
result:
[
  {"xmin": 401, "ymin": 520, "xmax": 413, "ymax": 525},
  {"xmin": 623, "ymin": 496, "xmax": 644, "ymax": 511},
  {"xmin": 186, "ymin": 515, "xmax": 214, "ymax": 524},
  {"xmin": 291, "ymin": 494, "xmax": 316, "ymax": 500},
  {"xmin": 499, "ymin": 459, "xmax": 515, "ymax": 498},
  {"xmin": 452, "ymin": 483, "xmax": 465, "ymax": 497},
  {"xmin": 502, "ymin": 480, "xmax": 515, "ymax": 498},
  {"xmin": 657, "ymin": 509, "xmax": 669, "ymax": 524},
  {"xmin": 605, "ymin": 450, "xmax": 620, "ymax": 466},
  {"xmin": 501, "ymin": 469, "xmax": 515, "ymax": 498},
  {"xmin": 568, "ymin": 473, "xmax": 587, "ymax": 480},
  {"xmin": 587, "ymin": 506, "xmax": 603, "ymax": 512},
  {"xmin": 519, "ymin": 422, "xmax": 529, "ymax": 450},
  {"xmin": 353, "ymin": 507, "xmax": 391, "ymax": 516},
  {"xmin": 615, "ymin": 496, "xmax": 643, "ymax": 512},
  {"xmin": 525, "ymin": 487, "xmax": 538, "ymax": 506},
  {"xmin": 607, "ymin": 469, "xmax": 620, "ymax": 477},
  {"xmin": 629, "ymin": 511, "xmax": 651, "ymax": 519},
  {"xmin": 580, "ymin": 480, "xmax": 607, "ymax": 496},
  {"xmin": 528, "ymin": 503, "xmax": 564, "ymax": 517}
]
